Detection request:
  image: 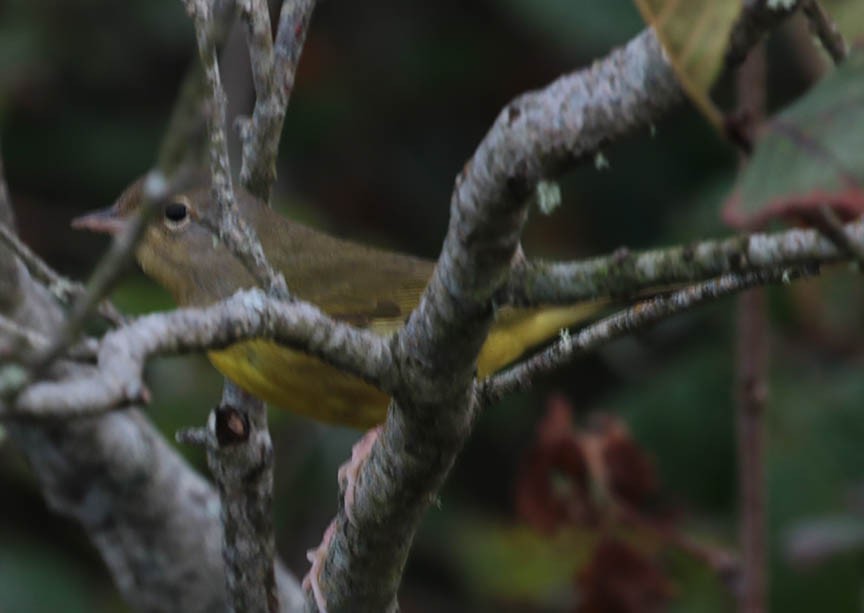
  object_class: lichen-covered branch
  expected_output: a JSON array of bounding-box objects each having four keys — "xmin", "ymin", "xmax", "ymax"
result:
[
  {"xmin": 308, "ymin": 28, "xmax": 682, "ymax": 612},
  {"xmin": 9, "ymin": 288, "xmax": 392, "ymax": 418},
  {"xmin": 238, "ymin": 0, "xmax": 317, "ymax": 201},
  {"xmin": 0, "ymin": 187, "xmax": 305, "ymax": 612},
  {"xmin": 486, "ymin": 267, "xmax": 813, "ymax": 403},
  {"xmin": 0, "ymin": 218, "xmax": 124, "ymax": 326},
  {"xmin": 504, "ymin": 219, "xmax": 864, "ymax": 306},
  {"xmin": 180, "ymin": 381, "xmax": 281, "ymax": 613},
  {"xmin": 182, "ymin": 2, "xmax": 319, "ymax": 610},
  {"xmin": 182, "ymin": 0, "xmax": 289, "ymax": 298},
  {"xmin": 0, "ymin": 222, "xmax": 80, "ymax": 306}
]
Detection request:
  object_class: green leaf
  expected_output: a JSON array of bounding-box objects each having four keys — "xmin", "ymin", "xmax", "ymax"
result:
[{"xmin": 724, "ymin": 51, "xmax": 864, "ymax": 229}]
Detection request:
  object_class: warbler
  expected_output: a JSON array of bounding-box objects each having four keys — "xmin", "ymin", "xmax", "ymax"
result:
[{"xmin": 73, "ymin": 180, "xmax": 601, "ymax": 427}]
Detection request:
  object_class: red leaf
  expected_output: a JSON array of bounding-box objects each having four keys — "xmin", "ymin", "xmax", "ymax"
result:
[
  {"xmin": 598, "ymin": 417, "xmax": 658, "ymax": 509},
  {"xmin": 515, "ymin": 395, "xmax": 593, "ymax": 533},
  {"xmin": 576, "ymin": 538, "xmax": 673, "ymax": 613},
  {"xmin": 723, "ymin": 187, "xmax": 864, "ymax": 230}
]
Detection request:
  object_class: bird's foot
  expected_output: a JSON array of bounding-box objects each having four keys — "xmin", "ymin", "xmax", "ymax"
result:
[
  {"xmin": 302, "ymin": 520, "xmax": 336, "ymax": 613},
  {"xmin": 337, "ymin": 425, "xmax": 381, "ymax": 525}
]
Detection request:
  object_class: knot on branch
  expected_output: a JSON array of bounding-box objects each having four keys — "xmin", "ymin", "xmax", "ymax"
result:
[{"xmin": 215, "ymin": 404, "xmax": 251, "ymax": 446}]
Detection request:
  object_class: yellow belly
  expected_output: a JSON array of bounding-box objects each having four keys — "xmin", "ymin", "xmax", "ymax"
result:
[{"xmin": 208, "ymin": 303, "xmax": 600, "ymax": 428}]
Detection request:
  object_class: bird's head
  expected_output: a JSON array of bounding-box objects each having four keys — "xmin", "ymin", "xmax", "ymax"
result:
[{"xmin": 72, "ymin": 178, "xmax": 255, "ymax": 305}]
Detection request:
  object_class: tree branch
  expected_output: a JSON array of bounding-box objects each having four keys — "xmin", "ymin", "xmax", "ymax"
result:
[
  {"xmin": 9, "ymin": 288, "xmax": 392, "ymax": 418},
  {"xmin": 733, "ymin": 42, "xmax": 769, "ymax": 613},
  {"xmin": 0, "ymin": 189, "xmax": 305, "ymax": 613},
  {"xmin": 181, "ymin": 3, "xmax": 319, "ymax": 610},
  {"xmin": 181, "ymin": 381, "xmax": 281, "ymax": 613},
  {"xmin": 503, "ymin": 219, "xmax": 864, "ymax": 306},
  {"xmin": 308, "ymin": 28, "xmax": 682, "ymax": 612},
  {"xmin": 237, "ymin": 0, "xmax": 317, "ymax": 201},
  {"xmin": 182, "ymin": 0, "xmax": 290, "ymax": 298},
  {"xmin": 736, "ymin": 288, "xmax": 769, "ymax": 613},
  {"xmin": 7, "ymin": 209, "xmax": 864, "ymax": 420},
  {"xmin": 485, "ymin": 266, "xmax": 812, "ymax": 403},
  {"xmin": 31, "ymin": 171, "xmax": 177, "ymax": 369}
]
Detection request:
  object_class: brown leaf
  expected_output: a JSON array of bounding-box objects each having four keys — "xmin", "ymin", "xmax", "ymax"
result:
[
  {"xmin": 634, "ymin": 0, "xmax": 741, "ymax": 128},
  {"xmin": 598, "ymin": 417, "xmax": 658, "ymax": 508},
  {"xmin": 576, "ymin": 538, "xmax": 673, "ymax": 613},
  {"xmin": 515, "ymin": 395, "xmax": 593, "ymax": 533},
  {"xmin": 516, "ymin": 398, "xmax": 661, "ymax": 533}
]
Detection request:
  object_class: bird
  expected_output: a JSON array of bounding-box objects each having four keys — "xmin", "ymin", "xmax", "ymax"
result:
[{"xmin": 72, "ymin": 179, "xmax": 602, "ymax": 428}]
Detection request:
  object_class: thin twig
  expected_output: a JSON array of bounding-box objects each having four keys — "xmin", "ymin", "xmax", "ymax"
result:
[
  {"xmin": 0, "ymin": 137, "xmax": 126, "ymax": 324},
  {"xmin": 732, "ymin": 41, "xmax": 769, "ymax": 613},
  {"xmin": 802, "ymin": 0, "xmax": 848, "ymax": 64},
  {"xmin": 0, "ymin": 313, "xmax": 98, "ymax": 361},
  {"xmin": 617, "ymin": 503, "xmax": 739, "ymax": 585},
  {"xmin": 31, "ymin": 171, "xmax": 178, "ymax": 370},
  {"xmin": 504, "ymin": 218, "xmax": 864, "ymax": 307},
  {"xmin": 814, "ymin": 204, "xmax": 864, "ymax": 267},
  {"xmin": 483, "ymin": 267, "xmax": 814, "ymax": 403},
  {"xmin": 736, "ymin": 288, "xmax": 769, "ymax": 613},
  {"xmin": 0, "ymin": 223, "xmax": 77, "ymax": 304},
  {"xmin": 0, "ymin": 222, "xmax": 125, "ymax": 326},
  {"xmin": 181, "ymin": 3, "xmax": 304, "ymax": 611},
  {"xmin": 182, "ymin": 0, "xmax": 289, "ymax": 299},
  {"xmin": 0, "ymin": 146, "xmax": 11, "ymax": 228},
  {"xmin": 238, "ymin": 0, "xmax": 317, "ymax": 201}
]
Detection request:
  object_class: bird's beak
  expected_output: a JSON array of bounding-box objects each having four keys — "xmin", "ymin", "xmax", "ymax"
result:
[{"xmin": 71, "ymin": 204, "xmax": 127, "ymax": 235}]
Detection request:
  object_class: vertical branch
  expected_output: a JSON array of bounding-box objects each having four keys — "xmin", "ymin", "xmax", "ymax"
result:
[
  {"xmin": 209, "ymin": 382, "xmax": 279, "ymax": 613},
  {"xmin": 180, "ymin": 3, "xmax": 282, "ymax": 612},
  {"xmin": 734, "ymin": 42, "xmax": 769, "ymax": 613},
  {"xmin": 308, "ymin": 30, "xmax": 682, "ymax": 611},
  {"xmin": 238, "ymin": 0, "xmax": 317, "ymax": 202},
  {"xmin": 182, "ymin": 0, "xmax": 289, "ymax": 297},
  {"xmin": 178, "ymin": 1, "xmax": 316, "ymax": 611},
  {"xmin": 736, "ymin": 289, "xmax": 769, "ymax": 613}
]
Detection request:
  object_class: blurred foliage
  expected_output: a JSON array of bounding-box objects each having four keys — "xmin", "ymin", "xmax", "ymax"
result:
[
  {"xmin": 2, "ymin": 1, "xmax": 864, "ymax": 612},
  {"xmin": 725, "ymin": 50, "xmax": 864, "ymax": 228}
]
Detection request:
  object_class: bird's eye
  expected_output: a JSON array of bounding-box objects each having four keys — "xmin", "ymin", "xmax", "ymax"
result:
[{"xmin": 163, "ymin": 201, "xmax": 189, "ymax": 227}]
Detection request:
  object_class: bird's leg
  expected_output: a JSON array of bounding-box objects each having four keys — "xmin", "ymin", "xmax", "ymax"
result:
[
  {"xmin": 303, "ymin": 521, "xmax": 335, "ymax": 613},
  {"xmin": 302, "ymin": 426, "xmax": 381, "ymax": 610},
  {"xmin": 338, "ymin": 425, "xmax": 381, "ymax": 525}
]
